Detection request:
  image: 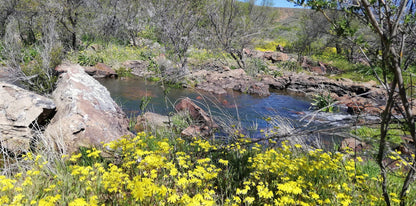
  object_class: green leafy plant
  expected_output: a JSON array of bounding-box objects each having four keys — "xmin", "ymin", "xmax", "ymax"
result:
[
  {"xmin": 77, "ymin": 52, "xmax": 104, "ymax": 66},
  {"xmin": 139, "ymin": 96, "xmax": 152, "ymax": 114},
  {"xmin": 310, "ymin": 93, "xmax": 335, "ymax": 112}
]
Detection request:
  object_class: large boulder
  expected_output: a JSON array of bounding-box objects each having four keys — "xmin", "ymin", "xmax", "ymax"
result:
[
  {"xmin": 44, "ymin": 64, "xmax": 132, "ymax": 154},
  {"xmin": 0, "ymin": 82, "xmax": 56, "ymax": 153}
]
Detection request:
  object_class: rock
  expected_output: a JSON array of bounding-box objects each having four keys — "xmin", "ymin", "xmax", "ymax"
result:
[
  {"xmin": 44, "ymin": 64, "xmax": 132, "ymax": 154},
  {"xmin": 262, "ymin": 75, "xmax": 289, "ymax": 90},
  {"xmin": 84, "ymin": 63, "xmax": 117, "ymax": 78},
  {"xmin": 263, "ymin": 52, "xmax": 289, "ymax": 62},
  {"xmin": 0, "ymin": 67, "xmax": 17, "ymax": 83},
  {"xmin": 0, "ymin": 82, "xmax": 56, "ymax": 154},
  {"xmin": 175, "ymin": 97, "xmax": 217, "ymax": 129},
  {"xmin": 339, "ymin": 138, "xmax": 367, "ymax": 152},
  {"xmin": 234, "ymin": 82, "xmax": 270, "ymax": 96},
  {"xmin": 181, "ymin": 125, "xmax": 210, "ymax": 138},
  {"xmin": 134, "ymin": 112, "xmax": 170, "ymax": 132},
  {"xmin": 122, "ymin": 60, "xmax": 154, "ymax": 77},
  {"xmin": 175, "ymin": 97, "xmax": 218, "ymax": 137},
  {"xmin": 343, "ymin": 98, "xmax": 383, "ymax": 115},
  {"xmin": 300, "ymin": 56, "xmax": 315, "ymax": 69},
  {"xmin": 193, "ymin": 68, "xmax": 270, "ymax": 96},
  {"xmin": 243, "ymin": 48, "xmax": 251, "ymax": 56},
  {"xmin": 196, "ymin": 82, "xmax": 227, "ymax": 95},
  {"xmin": 310, "ymin": 66, "xmax": 325, "ymax": 74}
]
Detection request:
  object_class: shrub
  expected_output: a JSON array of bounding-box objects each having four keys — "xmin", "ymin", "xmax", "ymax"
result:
[
  {"xmin": 20, "ymin": 44, "xmax": 63, "ymax": 94},
  {"xmin": 245, "ymin": 57, "xmax": 268, "ymax": 77}
]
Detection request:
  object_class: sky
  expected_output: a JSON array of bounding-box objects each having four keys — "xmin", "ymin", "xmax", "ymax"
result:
[{"xmin": 269, "ymin": 0, "xmax": 299, "ymax": 8}]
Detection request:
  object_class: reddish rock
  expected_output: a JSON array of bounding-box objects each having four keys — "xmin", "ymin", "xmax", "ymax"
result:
[
  {"xmin": 0, "ymin": 67, "xmax": 16, "ymax": 82},
  {"xmin": 263, "ymin": 52, "xmax": 289, "ymax": 62},
  {"xmin": 83, "ymin": 63, "xmax": 117, "ymax": 78},
  {"xmin": 122, "ymin": 60, "xmax": 154, "ymax": 77},
  {"xmin": 310, "ymin": 66, "xmax": 325, "ymax": 74},
  {"xmin": 192, "ymin": 68, "xmax": 270, "ymax": 96},
  {"xmin": 175, "ymin": 97, "xmax": 218, "ymax": 129},
  {"xmin": 175, "ymin": 97, "xmax": 218, "ymax": 137},
  {"xmin": 181, "ymin": 125, "xmax": 211, "ymax": 138}
]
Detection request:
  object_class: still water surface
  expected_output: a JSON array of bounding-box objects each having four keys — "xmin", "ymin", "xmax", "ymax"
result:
[{"xmin": 99, "ymin": 78, "xmax": 351, "ymax": 143}]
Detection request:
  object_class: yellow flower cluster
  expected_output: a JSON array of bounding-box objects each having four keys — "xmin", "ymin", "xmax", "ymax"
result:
[
  {"xmin": 0, "ymin": 132, "xmax": 414, "ymax": 205},
  {"xmin": 225, "ymin": 142, "xmax": 391, "ymax": 205}
]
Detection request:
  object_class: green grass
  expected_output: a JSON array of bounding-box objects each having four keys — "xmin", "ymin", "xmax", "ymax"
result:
[{"xmin": 67, "ymin": 42, "xmax": 157, "ymax": 71}]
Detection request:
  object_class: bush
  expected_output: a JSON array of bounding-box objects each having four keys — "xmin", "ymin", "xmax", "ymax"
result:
[
  {"xmin": 245, "ymin": 57, "xmax": 268, "ymax": 77},
  {"xmin": 20, "ymin": 44, "xmax": 63, "ymax": 94}
]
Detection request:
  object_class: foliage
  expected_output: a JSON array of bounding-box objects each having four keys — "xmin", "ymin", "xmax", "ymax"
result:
[
  {"xmin": 255, "ymin": 39, "xmax": 289, "ymax": 52},
  {"xmin": 188, "ymin": 48, "xmax": 227, "ymax": 65},
  {"xmin": 207, "ymin": 0, "xmax": 276, "ymax": 69},
  {"xmin": 139, "ymin": 96, "xmax": 152, "ymax": 114},
  {"xmin": 77, "ymin": 51, "xmax": 104, "ymax": 66},
  {"xmin": 68, "ymin": 43, "xmax": 154, "ymax": 70},
  {"xmin": 352, "ymin": 126, "xmax": 404, "ymax": 146},
  {"xmin": 310, "ymin": 93, "xmax": 335, "ymax": 112},
  {"xmin": 275, "ymin": 61, "xmax": 303, "ymax": 73},
  {"xmin": 245, "ymin": 57, "xmax": 268, "ymax": 77},
  {"xmin": 115, "ymin": 67, "xmax": 133, "ymax": 78},
  {"xmin": 1, "ymin": 132, "xmax": 415, "ymax": 205},
  {"xmin": 171, "ymin": 112, "xmax": 192, "ymax": 133},
  {"xmin": 18, "ymin": 43, "xmax": 63, "ymax": 94},
  {"xmin": 293, "ymin": 0, "xmax": 416, "ymax": 204}
]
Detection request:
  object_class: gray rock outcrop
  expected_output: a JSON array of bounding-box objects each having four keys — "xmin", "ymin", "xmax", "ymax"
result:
[
  {"xmin": 0, "ymin": 82, "xmax": 56, "ymax": 153},
  {"xmin": 44, "ymin": 64, "xmax": 132, "ymax": 154}
]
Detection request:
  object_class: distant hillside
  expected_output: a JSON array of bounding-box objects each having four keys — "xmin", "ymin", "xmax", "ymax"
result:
[{"xmin": 275, "ymin": 7, "xmax": 309, "ymax": 23}]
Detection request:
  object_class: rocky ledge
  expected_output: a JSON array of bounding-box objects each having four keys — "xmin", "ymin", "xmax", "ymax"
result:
[{"xmin": 186, "ymin": 62, "xmax": 387, "ymax": 115}]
